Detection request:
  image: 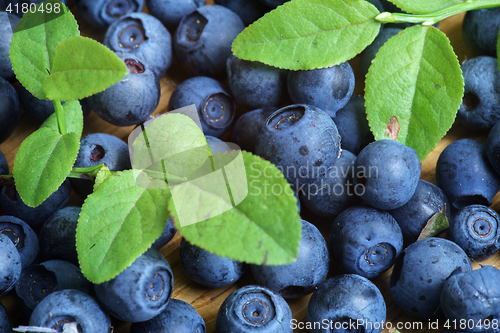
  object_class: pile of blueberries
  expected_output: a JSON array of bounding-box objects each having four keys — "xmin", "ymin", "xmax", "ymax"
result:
[{"xmin": 1, "ymin": 0, "xmax": 500, "ymax": 332}]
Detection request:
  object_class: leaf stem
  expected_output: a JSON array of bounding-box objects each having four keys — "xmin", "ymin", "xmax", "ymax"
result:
[
  {"xmin": 53, "ymin": 101, "xmax": 67, "ymax": 135},
  {"xmin": 68, "ymin": 164, "xmax": 110, "ymax": 180},
  {"xmin": 376, "ymin": 0, "xmax": 500, "ymax": 25}
]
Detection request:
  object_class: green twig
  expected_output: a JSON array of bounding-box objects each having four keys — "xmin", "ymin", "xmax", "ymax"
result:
[
  {"xmin": 68, "ymin": 164, "xmax": 110, "ymax": 180},
  {"xmin": 376, "ymin": 0, "xmax": 500, "ymax": 26},
  {"xmin": 53, "ymin": 101, "xmax": 66, "ymax": 135}
]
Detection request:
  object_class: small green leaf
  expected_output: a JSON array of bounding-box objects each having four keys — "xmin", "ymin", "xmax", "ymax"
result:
[
  {"xmin": 40, "ymin": 101, "xmax": 83, "ymax": 136},
  {"xmin": 42, "ymin": 36, "xmax": 128, "ymax": 101},
  {"xmin": 130, "ymin": 113, "xmax": 209, "ymax": 183},
  {"xmin": 169, "ymin": 151, "xmax": 301, "ymax": 266},
  {"xmin": 76, "ymin": 170, "xmax": 171, "ymax": 283},
  {"xmin": 232, "ymin": 0, "xmax": 381, "ymax": 70},
  {"xmin": 365, "ymin": 25, "xmax": 463, "ymax": 160},
  {"xmin": 9, "ymin": 0, "xmax": 79, "ymax": 99},
  {"xmin": 13, "ymin": 128, "xmax": 79, "ymax": 207},
  {"xmin": 94, "ymin": 165, "xmax": 112, "ymax": 190},
  {"xmin": 417, "ymin": 205, "xmax": 449, "ymax": 240},
  {"xmin": 384, "ymin": 0, "xmax": 463, "ymax": 14}
]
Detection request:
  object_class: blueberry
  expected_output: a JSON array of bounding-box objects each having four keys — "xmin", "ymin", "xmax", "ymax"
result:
[
  {"xmin": 94, "ymin": 248, "xmax": 174, "ymax": 322},
  {"xmin": 39, "ymin": 206, "xmax": 81, "ymax": 265},
  {"xmin": 388, "ymin": 180, "xmax": 450, "ymax": 243},
  {"xmin": 441, "ymin": 266, "xmax": 500, "ymax": 333},
  {"xmin": 180, "ymin": 238, "xmax": 246, "ymax": 288},
  {"xmin": 287, "ymin": 62, "xmax": 355, "ymax": 118},
  {"xmin": 77, "ymin": 0, "xmax": 145, "ymax": 30},
  {"xmin": 0, "ymin": 12, "xmax": 19, "ymax": 81},
  {"xmin": 299, "ymin": 150, "xmax": 360, "ymax": 218},
  {"xmin": 462, "ymin": 8, "xmax": 500, "ymax": 57},
  {"xmin": 0, "ymin": 233, "xmax": 21, "ymax": 297},
  {"xmin": 330, "ymin": 205, "xmax": 403, "ymax": 279},
  {"xmin": 84, "ymin": 53, "xmax": 160, "ymax": 126},
  {"xmin": 0, "ymin": 149, "xmax": 7, "ymax": 177},
  {"xmin": 354, "ymin": 139, "xmax": 421, "ymax": 210},
  {"xmin": 486, "ymin": 116, "xmax": 500, "ymax": 175},
  {"xmin": 15, "ymin": 260, "xmax": 91, "ymax": 310},
  {"xmin": 360, "ymin": 27, "xmax": 402, "ymax": 77},
  {"xmin": 214, "ymin": 0, "xmax": 268, "ymax": 25},
  {"xmin": 145, "ymin": 0, "xmax": 205, "ymax": 28},
  {"xmin": 205, "ymin": 135, "xmax": 232, "ymax": 154},
  {"xmin": 130, "ymin": 298, "xmax": 206, "ymax": 333},
  {"xmin": 251, "ymin": 219, "xmax": 329, "ymax": 298},
  {"xmin": 0, "ymin": 302, "xmax": 10, "ymax": 333},
  {"xmin": 0, "ymin": 76, "xmax": 20, "ymax": 144},
  {"xmin": 104, "ymin": 12, "xmax": 172, "ymax": 78},
  {"xmin": 173, "ymin": 5, "xmax": 244, "ymax": 78},
  {"xmin": 255, "ymin": 104, "xmax": 341, "ymax": 189},
  {"xmin": 0, "ymin": 215, "xmax": 39, "ymax": 267},
  {"xmin": 226, "ymin": 54, "xmax": 288, "ymax": 110},
  {"xmin": 216, "ymin": 285, "xmax": 293, "ymax": 333},
  {"xmin": 457, "ymin": 56, "xmax": 500, "ymax": 131},
  {"xmin": 390, "ymin": 237, "xmax": 472, "ymax": 319},
  {"xmin": 70, "ymin": 133, "xmax": 131, "ymax": 199},
  {"xmin": 151, "ymin": 217, "xmax": 177, "ymax": 250},
  {"xmin": 257, "ymin": 0, "xmax": 288, "ymax": 9},
  {"xmin": 230, "ymin": 107, "xmax": 278, "ymax": 153},
  {"xmin": 333, "ymin": 95, "xmax": 373, "ymax": 154},
  {"xmin": 436, "ymin": 139, "xmax": 500, "ymax": 209},
  {"xmin": 29, "ymin": 289, "xmax": 112, "ymax": 332},
  {"xmin": 447, "ymin": 205, "xmax": 500, "ymax": 260},
  {"xmin": 168, "ymin": 76, "xmax": 235, "ymax": 137},
  {"xmin": 307, "ymin": 274, "xmax": 386, "ymax": 333},
  {"xmin": 0, "ymin": 180, "xmax": 71, "ymax": 231}
]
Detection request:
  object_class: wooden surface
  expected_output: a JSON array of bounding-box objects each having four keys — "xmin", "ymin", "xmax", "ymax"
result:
[{"xmin": 1, "ymin": 5, "xmax": 499, "ymax": 333}]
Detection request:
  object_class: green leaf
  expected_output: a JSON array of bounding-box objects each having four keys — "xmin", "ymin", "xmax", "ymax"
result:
[
  {"xmin": 42, "ymin": 36, "xmax": 128, "ymax": 101},
  {"xmin": 232, "ymin": 0, "xmax": 381, "ymax": 70},
  {"xmin": 40, "ymin": 101, "xmax": 83, "ymax": 136},
  {"xmin": 130, "ymin": 113, "xmax": 209, "ymax": 183},
  {"xmin": 365, "ymin": 25, "xmax": 463, "ymax": 160},
  {"xmin": 94, "ymin": 165, "xmax": 112, "ymax": 190},
  {"xmin": 13, "ymin": 128, "xmax": 79, "ymax": 207},
  {"xmin": 76, "ymin": 170, "xmax": 171, "ymax": 283},
  {"xmin": 417, "ymin": 205, "xmax": 449, "ymax": 240},
  {"xmin": 9, "ymin": 0, "xmax": 79, "ymax": 99},
  {"xmin": 384, "ymin": 0, "xmax": 463, "ymax": 14},
  {"xmin": 169, "ymin": 151, "xmax": 301, "ymax": 265}
]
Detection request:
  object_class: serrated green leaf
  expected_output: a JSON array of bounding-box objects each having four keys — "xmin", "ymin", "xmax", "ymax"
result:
[
  {"xmin": 42, "ymin": 36, "xmax": 128, "ymax": 101},
  {"xmin": 169, "ymin": 151, "xmax": 301, "ymax": 266},
  {"xmin": 365, "ymin": 25, "xmax": 463, "ymax": 160},
  {"xmin": 130, "ymin": 113, "xmax": 209, "ymax": 184},
  {"xmin": 232, "ymin": 0, "xmax": 381, "ymax": 70},
  {"xmin": 13, "ymin": 128, "xmax": 79, "ymax": 207},
  {"xmin": 40, "ymin": 101, "xmax": 83, "ymax": 136},
  {"xmin": 385, "ymin": 0, "xmax": 463, "ymax": 14},
  {"xmin": 94, "ymin": 165, "xmax": 112, "ymax": 190},
  {"xmin": 76, "ymin": 170, "xmax": 171, "ymax": 283},
  {"xmin": 9, "ymin": 0, "xmax": 79, "ymax": 99},
  {"xmin": 417, "ymin": 205, "xmax": 449, "ymax": 240}
]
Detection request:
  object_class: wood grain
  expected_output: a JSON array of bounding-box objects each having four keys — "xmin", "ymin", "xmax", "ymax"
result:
[{"xmin": 0, "ymin": 6, "xmax": 497, "ymax": 333}]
